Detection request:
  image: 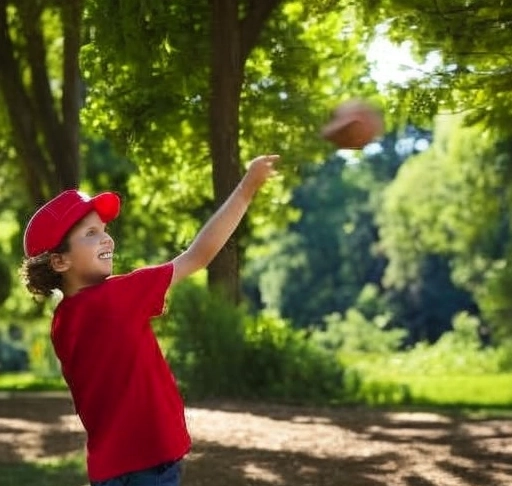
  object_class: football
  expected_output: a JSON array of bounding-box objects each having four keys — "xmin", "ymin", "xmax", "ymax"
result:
[{"xmin": 321, "ymin": 99, "xmax": 384, "ymax": 149}]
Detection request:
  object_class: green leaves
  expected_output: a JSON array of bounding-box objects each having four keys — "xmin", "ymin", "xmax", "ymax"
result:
[
  {"xmin": 379, "ymin": 116, "xmax": 501, "ymax": 285},
  {"xmin": 359, "ymin": 0, "xmax": 512, "ymax": 135}
]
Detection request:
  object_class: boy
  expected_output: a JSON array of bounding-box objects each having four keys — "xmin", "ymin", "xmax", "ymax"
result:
[{"xmin": 21, "ymin": 154, "xmax": 279, "ymax": 486}]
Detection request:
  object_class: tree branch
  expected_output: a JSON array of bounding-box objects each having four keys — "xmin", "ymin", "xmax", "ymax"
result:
[{"xmin": 240, "ymin": 0, "xmax": 281, "ymax": 62}]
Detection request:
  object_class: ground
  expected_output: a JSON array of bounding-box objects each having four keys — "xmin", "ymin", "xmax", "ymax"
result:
[{"xmin": 0, "ymin": 393, "xmax": 511, "ymax": 486}]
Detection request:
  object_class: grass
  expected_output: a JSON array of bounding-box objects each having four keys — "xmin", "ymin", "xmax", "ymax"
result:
[
  {"xmin": 0, "ymin": 455, "xmax": 86, "ymax": 486},
  {"xmin": 378, "ymin": 373, "xmax": 512, "ymax": 407},
  {"xmin": 3, "ymin": 352, "xmax": 512, "ymax": 410},
  {"xmin": 342, "ymin": 357, "xmax": 512, "ymax": 407},
  {"xmin": 340, "ymin": 349, "xmax": 512, "ymax": 408},
  {"xmin": 0, "ymin": 372, "xmax": 66, "ymax": 392}
]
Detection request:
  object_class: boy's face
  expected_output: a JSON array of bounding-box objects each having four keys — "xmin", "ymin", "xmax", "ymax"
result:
[{"xmin": 55, "ymin": 211, "xmax": 115, "ymax": 293}]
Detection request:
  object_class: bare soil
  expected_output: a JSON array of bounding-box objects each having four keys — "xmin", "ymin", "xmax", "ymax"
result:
[{"xmin": 0, "ymin": 393, "xmax": 511, "ymax": 485}]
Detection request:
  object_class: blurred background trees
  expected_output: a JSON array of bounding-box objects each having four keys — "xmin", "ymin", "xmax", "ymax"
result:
[{"xmin": 1, "ymin": 0, "xmax": 512, "ymax": 402}]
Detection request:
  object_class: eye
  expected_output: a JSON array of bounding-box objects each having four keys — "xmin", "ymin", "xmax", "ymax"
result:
[{"xmin": 86, "ymin": 228, "xmax": 97, "ymax": 236}]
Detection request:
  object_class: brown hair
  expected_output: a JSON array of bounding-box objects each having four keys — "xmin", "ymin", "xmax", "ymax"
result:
[{"xmin": 20, "ymin": 238, "xmax": 70, "ymax": 299}]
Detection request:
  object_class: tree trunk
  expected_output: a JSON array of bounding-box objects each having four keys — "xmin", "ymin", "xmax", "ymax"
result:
[
  {"xmin": 0, "ymin": 0, "xmax": 82, "ymax": 206},
  {"xmin": 208, "ymin": 0, "xmax": 244, "ymax": 301},
  {"xmin": 208, "ymin": 0, "xmax": 280, "ymax": 302},
  {"xmin": 0, "ymin": 0, "xmax": 50, "ymax": 204},
  {"xmin": 59, "ymin": 0, "xmax": 82, "ymax": 188}
]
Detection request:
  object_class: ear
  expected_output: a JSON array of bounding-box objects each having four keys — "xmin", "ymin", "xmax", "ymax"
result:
[{"xmin": 50, "ymin": 253, "xmax": 71, "ymax": 273}]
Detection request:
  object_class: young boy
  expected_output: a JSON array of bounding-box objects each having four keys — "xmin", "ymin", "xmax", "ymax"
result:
[{"xmin": 21, "ymin": 154, "xmax": 279, "ymax": 486}]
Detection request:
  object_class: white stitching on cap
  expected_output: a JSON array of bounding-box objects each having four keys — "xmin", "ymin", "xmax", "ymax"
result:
[{"xmin": 77, "ymin": 191, "xmax": 91, "ymax": 202}]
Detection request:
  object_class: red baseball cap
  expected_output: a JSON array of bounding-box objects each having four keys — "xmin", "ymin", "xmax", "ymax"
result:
[{"xmin": 23, "ymin": 189, "xmax": 121, "ymax": 258}]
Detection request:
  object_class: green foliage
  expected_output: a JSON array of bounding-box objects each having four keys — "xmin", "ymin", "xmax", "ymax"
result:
[
  {"xmin": 350, "ymin": 372, "xmax": 512, "ymax": 408},
  {"xmin": 81, "ymin": 1, "xmax": 383, "ymax": 279},
  {"xmin": 378, "ymin": 116, "xmax": 512, "ymax": 340},
  {"xmin": 478, "ymin": 255, "xmax": 512, "ymax": 341},
  {"xmin": 0, "ymin": 258, "xmax": 12, "ymax": 306},
  {"xmin": 320, "ymin": 310, "xmax": 512, "ymax": 406},
  {"xmin": 0, "ymin": 372, "xmax": 66, "ymax": 392},
  {"xmin": 0, "ymin": 1, "xmax": 85, "ymax": 199},
  {"xmin": 0, "ymin": 209, "xmax": 23, "ymax": 310},
  {"xmin": 240, "ymin": 2, "xmax": 376, "ymax": 164},
  {"xmin": 359, "ymin": 0, "xmax": 512, "ymax": 133},
  {"xmin": 311, "ymin": 309, "xmax": 405, "ymax": 354},
  {"xmin": 245, "ymin": 124, "xmax": 480, "ymax": 345},
  {"xmin": 400, "ymin": 316, "xmax": 503, "ymax": 375},
  {"xmin": 246, "ymin": 155, "xmax": 385, "ymax": 328},
  {"xmin": 0, "ymin": 314, "xmax": 62, "ymax": 380},
  {"xmin": 26, "ymin": 325, "xmax": 62, "ymax": 379},
  {"xmin": 353, "ymin": 312, "xmax": 511, "ymax": 377},
  {"xmin": 397, "ymin": 374, "xmax": 512, "ymax": 408},
  {"xmin": 343, "ymin": 370, "xmax": 412, "ymax": 406},
  {"xmin": 355, "ymin": 283, "xmax": 388, "ymax": 319},
  {"xmin": 242, "ymin": 311, "xmax": 344, "ymax": 403},
  {"xmin": 379, "ymin": 117, "xmax": 500, "ymax": 287},
  {"xmin": 160, "ymin": 279, "xmax": 247, "ymax": 399},
  {"xmin": 159, "ymin": 280, "xmax": 344, "ymax": 403}
]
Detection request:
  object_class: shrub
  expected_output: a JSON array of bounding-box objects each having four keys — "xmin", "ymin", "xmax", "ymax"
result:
[
  {"xmin": 159, "ymin": 281, "xmax": 345, "ymax": 404},
  {"xmin": 397, "ymin": 312, "xmax": 506, "ymax": 375},
  {"xmin": 311, "ymin": 308, "xmax": 406, "ymax": 354},
  {"xmin": 160, "ymin": 281, "xmax": 247, "ymax": 399},
  {"xmin": 242, "ymin": 311, "xmax": 345, "ymax": 403},
  {"xmin": 0, "ymin": 258, "xmax": 12, "ymax": 306}
]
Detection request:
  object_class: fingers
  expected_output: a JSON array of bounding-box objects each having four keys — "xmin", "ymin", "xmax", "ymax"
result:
[
  {"xmin": 254, "ymin": 154, "xmax": 280, "ymax": 168},
  {"xmin": 244, "ymin": 154, "xmax": 280, "ymax": 189},
  {"xmin": 263, "ymin": 154, "xmax": 280, "ymax": 163},
  {"xmin": 259, "ymin": 155, "xmax": 280, "ymax": 176},
  {"xmin": 254, "ymin": 154, "xmax": 280, "ymax": 161}
]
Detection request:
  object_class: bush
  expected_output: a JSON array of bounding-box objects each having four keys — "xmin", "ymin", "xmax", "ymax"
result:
[
  {"xmin": 159, "ymin": 281, "xmax": 345, "ymax": 404},
  {"xmin": 160, "ymin": 281, "xmax": 247, "ymax": 399},
  {"xmin": 242, "ymin": 312, "xmax": 345, "ymax": 403},
  {"xmin": 0, "ymin": 258, "xmax": 12, "ymax": 306},
  {"xmin": 396, "ymin": 312, "xmax": 507, "ymax": 375},
  {"xmin": 311, "ymin": 308, "xmax": 406, "ymax": 354}
]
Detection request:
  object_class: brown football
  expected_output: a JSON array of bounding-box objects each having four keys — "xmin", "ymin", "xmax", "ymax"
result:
[{"xmin": 321, "ymin": 99, "xmax": 384, "ymax": 149}]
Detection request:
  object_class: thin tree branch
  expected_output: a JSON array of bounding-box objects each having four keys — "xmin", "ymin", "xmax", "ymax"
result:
[{"xmin": 240, "ymin": 0, "xmax": 281, "ymax": 62}]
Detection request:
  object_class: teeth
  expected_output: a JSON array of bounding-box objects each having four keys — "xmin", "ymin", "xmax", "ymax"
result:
[{"xmin": 99, "ymin": 252, "xmax": 113, "ymax": 260}]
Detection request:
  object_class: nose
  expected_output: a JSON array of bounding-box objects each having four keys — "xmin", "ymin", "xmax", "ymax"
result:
[{"xmin": 101, "ymin": 232, "xmax": 114, "ymax": 248}]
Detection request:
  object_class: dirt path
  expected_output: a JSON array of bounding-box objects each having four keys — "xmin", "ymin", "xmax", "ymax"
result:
[{"xmin": 0, "ymin": 393, "xmax": 511, "ymax": 485}]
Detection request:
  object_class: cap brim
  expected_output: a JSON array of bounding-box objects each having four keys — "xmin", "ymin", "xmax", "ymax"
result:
[{"xmin": 92, "ymin": 192, "xmax": 121, "ymax": 223}]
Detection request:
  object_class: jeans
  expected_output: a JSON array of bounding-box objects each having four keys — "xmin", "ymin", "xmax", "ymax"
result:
[{"xmin": 91, "ymin": 460, "xmax": 181, "ymax": 486}]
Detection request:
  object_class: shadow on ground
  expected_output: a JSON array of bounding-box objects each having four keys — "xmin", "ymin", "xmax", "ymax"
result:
[{"xmin": 0, "ymin": 394, "xmax": 511, "ymax": 486}]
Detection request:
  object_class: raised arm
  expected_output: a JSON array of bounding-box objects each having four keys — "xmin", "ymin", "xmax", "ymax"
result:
[{"xmin": 171, "ymin": 154, "xmax": 279, "ymax": 284}]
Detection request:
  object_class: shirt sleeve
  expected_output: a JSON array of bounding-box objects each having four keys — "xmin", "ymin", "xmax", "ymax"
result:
[{"xmin": 108, "ymin": 262, "xmax": 174, "ymax": 318}]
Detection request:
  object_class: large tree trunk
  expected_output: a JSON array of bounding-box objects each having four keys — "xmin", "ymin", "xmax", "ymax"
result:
[
  {"xmin": 208, "ymin": 0, "xmax": 244, "ymax": 300},
  {"xmin": 208, "ymin": 0, "xmax": 280, "ymax": 302}
]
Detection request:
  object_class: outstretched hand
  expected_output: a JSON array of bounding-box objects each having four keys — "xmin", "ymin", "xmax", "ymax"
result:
[
  {"xmin": 171, "ymin": 153, "xmax": 281, "ymax": 285},
  {"xmin": 242, "ymin": 154, "xmax": 280, "ymax": 192}
]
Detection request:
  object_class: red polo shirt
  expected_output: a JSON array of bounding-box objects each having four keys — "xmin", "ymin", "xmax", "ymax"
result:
[{"xmin": 51, "ymin": 262, "xmax": 191, "ymax": 481}]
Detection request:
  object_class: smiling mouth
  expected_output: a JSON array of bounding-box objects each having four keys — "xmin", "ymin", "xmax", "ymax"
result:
[{"xmin": 98, "ymin": 251, "xmax": 113, "ymax": 260}]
